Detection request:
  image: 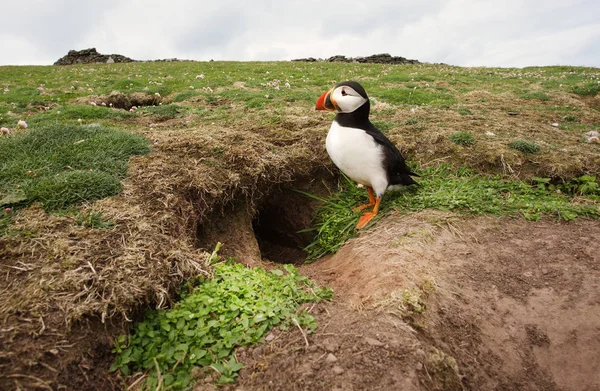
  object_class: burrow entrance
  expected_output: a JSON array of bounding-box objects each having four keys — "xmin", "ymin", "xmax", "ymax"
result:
[
  {"xmin": 91, "ymin": 91, "xmax": 163, "ymax": 110},
  {"xmin": 196, "ymin": 176, "xmax": 333, "ymax": 265}
]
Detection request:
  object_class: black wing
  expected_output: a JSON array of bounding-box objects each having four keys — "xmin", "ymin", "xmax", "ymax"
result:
[{"xmin": 365, "ymin": 122, "xmax": 419, "ymax": 186}]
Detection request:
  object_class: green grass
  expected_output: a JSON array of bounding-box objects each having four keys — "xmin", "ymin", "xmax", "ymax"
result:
[
  {"xmin": 0, "ymin": 124, "xmax": 149, "ymax": 211},
  {"xmin": 304, "ymin": 166, "xmax": 600, "ymax": 259},
  {"xmin": 571, "ymin": 82, "xmax": 600, "ymax": 96},
  {"xmin": 72, "ymin": 209, "xmax": 114, "ymax": 229},
  {"xmin": 520, "ymin": 91, "xmax": 551, "ymax": 101},
  {"xmin": 376, "ymin": 88, "xmax": 455, "ymax": 106},
  {"xmin": 112, "ymin": 261, "xmax": 332, "ymax": 389},
  {"xmin": 141, "ymin": 103, "xmax": 183, "ymax": 118},
  {"xmin": 371, "ymin": 120, "xmax": 395, "ymax": 132},
  {"xmin": 509, "ymin": 140, "xmax": 541, "ymax": 154},
  {"xmin": 449, "ymin": 131, "xmax": 475, "ymax": 146},
  {"xmin": 172, "ymin": 90, "xmax": 201, "ymax": 103},
  {"xmin": 28, "ymin": 105, "xmax": 137, "ymax": 126},
  {"xmin": 457, "ymin": 106, "xmax": 473, "ymax": 115}
]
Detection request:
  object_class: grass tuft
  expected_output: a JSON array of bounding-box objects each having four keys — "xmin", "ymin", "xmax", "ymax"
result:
[
  {"xmin": 520, "ymin": 91, "xmax": 550, "ymax": 101},
  {"xmin": 172, "ymin": 91, "xmax": 201, "ymax": 103},
  {"xmin": 72, "ymin": 209, "xmax": 115, "ymax": 229},
  {"xmin": 0, "ymin": 124, "xmax": 150, "ymax": 211},
  {"xmin": 509, "ymin": 140, "xmax": 541, "ymax": 154},
  {"xmin": 571, "ymin": 82, "xmax": 600, "ymax": 96},
  {"xmin": 449, "ymin": 131, "xmax": 475, "ymax": 146},
  {"xmin": 141, "ymin": 103, "xmax": 183, "ymax": 118}
]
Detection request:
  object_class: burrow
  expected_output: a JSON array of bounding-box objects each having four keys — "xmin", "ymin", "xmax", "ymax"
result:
[{"xmin": 196, "ymin": 173, "xmax": 335, "ymax": 265}]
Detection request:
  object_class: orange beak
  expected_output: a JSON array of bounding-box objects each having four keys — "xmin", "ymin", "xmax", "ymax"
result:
[{"xmin": 315, "ymin": 88, "xmax": 336, "ymax": 111}]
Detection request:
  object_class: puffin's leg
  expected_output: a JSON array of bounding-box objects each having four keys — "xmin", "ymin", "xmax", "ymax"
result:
[
  {"xmin": 356, "ymin": 196, "xmax": 381, "ymax": 229},
  {"xmin": 352, "ymin": 187, "xmax": 376, "ymax": 211}
]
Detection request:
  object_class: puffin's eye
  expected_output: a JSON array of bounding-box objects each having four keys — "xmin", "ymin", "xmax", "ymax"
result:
[{"xmin": 341, "ymin": 89, "xmax": 347, "ymax": 96}]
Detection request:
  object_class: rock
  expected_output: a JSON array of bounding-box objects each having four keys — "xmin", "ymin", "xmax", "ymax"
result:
[
  {"xmin": 293, "ymin": 53, "xmax": 419, "ymax": 65},
  {"xmin": 325, "ymin": 353, "xmax": 338, "ymax": 363},
  {"xmin": 321, "ymin": 338, "xmax": 339, "ymax": 352},
  {"xmin": 106, "ymin": 56, "xmax": 115, "ymax": 64},
  {"xmin": 332, "ymin": 366, "xmax": 345, "ymax": 375},
  {"xmin": 414, "ymin": 349, "xmax": 426, "ymax": 359},
  {"xmin": 265, "ymin": 332, "xmax": 275, "ymax": 342},
  {"xmin": 365, "ymin": 337, "xmax": 384, "ymax": 347},
  {"xmin": 585, "ymin": 130, "xmax": 600, "ymax": 143},
  {"xmin": 54, "ymin": 48, "xmax": 135, "ymax": 66}
]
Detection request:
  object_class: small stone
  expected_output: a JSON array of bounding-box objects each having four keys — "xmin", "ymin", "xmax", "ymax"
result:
[
  {"xmin": 414, "ymin": 349, "xmax": 426, "ymax": 359},
  {"xmin": 321, "ymin": 338, "xmax": 339, "ymax": 352},
  {"xmin": 325, "ymin": 353, "xmax": 338, "ymax": 363},
  {"xmin": 332, "ymin": 366, "xmax": 344, "ymax": 375},
  {"xmin": 365, "ymin": 337, "xmax": 384, "ymax": 347},
  {"xmin": 523, "ymin": 271, "xmax": 533, "ymax": 278},
  {"xmin": 49, "ymin": 349, "xmax": 59, "ymax": 355},
  {"xmin": 551, "ymin": 122, "xmax": 559, "ymax": 127},
  {"xmin": 265, "ymin": 333, "xmax": 275, "ymax": 342}
]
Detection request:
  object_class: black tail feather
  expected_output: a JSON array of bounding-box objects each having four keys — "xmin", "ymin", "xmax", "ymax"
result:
[{"xmin": 390, "ymin": 173, "xmax": 419, "ymax": 186}]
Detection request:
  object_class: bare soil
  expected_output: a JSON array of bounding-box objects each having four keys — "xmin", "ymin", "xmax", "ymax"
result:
[{"xmin": 225, "ymin": 211, "xmax": 600, "ymax": 391}]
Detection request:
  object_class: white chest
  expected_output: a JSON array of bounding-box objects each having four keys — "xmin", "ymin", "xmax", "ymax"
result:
[{"xmin": 325, "ymin": 122, "xmax": 389, "ymax": 195}]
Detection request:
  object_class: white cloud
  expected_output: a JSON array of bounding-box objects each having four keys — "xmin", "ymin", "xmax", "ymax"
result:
[{"xmin": 0, "ymin": 0, "xmax": 599, "ymax": 67}]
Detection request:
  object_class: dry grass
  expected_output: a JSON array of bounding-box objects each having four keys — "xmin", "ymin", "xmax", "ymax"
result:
[
  {"xmin": 385, "ymin": 90, "xmax": 600, "ymax": 178},
  {"xmin": 0, "ymin": 106, "xmax": 332, "ymax": 388}
]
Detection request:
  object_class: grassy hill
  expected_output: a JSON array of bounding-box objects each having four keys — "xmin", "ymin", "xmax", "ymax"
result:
[{"xmin": 1, "ymin": 61, "xmax": 599, "ymax": 390}]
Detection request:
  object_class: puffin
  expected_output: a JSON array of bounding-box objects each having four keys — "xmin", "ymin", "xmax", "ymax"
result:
[{"xmin": 315, "ymin": 81, "xmax": 418, "ymax": 229}]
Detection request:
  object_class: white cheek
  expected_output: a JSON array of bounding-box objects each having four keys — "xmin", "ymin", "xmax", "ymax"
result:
[{"xmin": 336, "ymin": 95, "xmax": 367, "ymax": 113}]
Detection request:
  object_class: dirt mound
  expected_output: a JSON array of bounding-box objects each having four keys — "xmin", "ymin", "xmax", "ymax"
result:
[
  {"xmin": 54, "ymin": 48, "xmax": 135, "ymax": 66},
  {"xmin": 0, "ymin": 111, "xmax": 334, "ymax": 390},
  {"xmin": 77, "ymin": 91, "xmax": 164, "ymax": 110},
  {"xmin": 233, "ymin": 212, "xmax": 600, "ymax": 390}
]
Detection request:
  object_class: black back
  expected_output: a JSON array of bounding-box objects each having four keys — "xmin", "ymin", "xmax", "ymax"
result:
[{"xmin": 333, "ymin": 81, "xmax": 418, "ymax": 186}]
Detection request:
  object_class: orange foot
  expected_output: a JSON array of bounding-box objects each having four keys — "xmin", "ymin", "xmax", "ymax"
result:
[
  {"xmin": 355, "ymin": 196, "xmax": 381, "ymax": 230},
  {"xmin": 356, "ymin": 212, "xmax": 376, "ymax": 229},
  {"xmin": 352, "ymin": 187, "xmax": 375, "ymax": 212}
]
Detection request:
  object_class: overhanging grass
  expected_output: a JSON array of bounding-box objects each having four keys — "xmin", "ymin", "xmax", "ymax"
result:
[
  {"xmin": 0, "ymin": 124, "xmax": 150, "ymax": 210},
  {"xmin": 304, "ymin": 166, "xmax": 600, "ymax": 259},
  {"xmin": 28, "ymin": 104, "xmax": 137, "ymax": 126}
]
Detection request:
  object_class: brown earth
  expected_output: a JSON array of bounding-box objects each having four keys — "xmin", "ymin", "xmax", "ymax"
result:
[
  {"xmin": 2, "ymin": 65, "xmax": 600, "ymax": 390},
  {"xmin": 217, "ymin": 211, "xmax": 600, "ymax": 391}
]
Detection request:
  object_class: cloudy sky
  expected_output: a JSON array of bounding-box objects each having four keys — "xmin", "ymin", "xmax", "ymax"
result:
[{"xmin": 2, "ymin": 0, "xmax": 599, "ymax": 67}]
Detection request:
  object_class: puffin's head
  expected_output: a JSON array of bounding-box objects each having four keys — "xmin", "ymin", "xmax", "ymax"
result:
[{"xmin": 315, "ymin": 81, "xmax": 369, "ymax": 113}]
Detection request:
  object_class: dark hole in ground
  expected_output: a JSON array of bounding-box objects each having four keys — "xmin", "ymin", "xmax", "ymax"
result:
[
  {"xmin": 252, "ymin": 190, "xmax": 314, "ymax": 264},
  {"xmin": 95, "ymin": 92, "xmax": 162, "ymax": 110},
  {"xmin": 252, "ymin": 182, "xmax": 329, "ymax": 264},
  {"xmin": 196, "ymin": 176, "xmax": 333, "ymax": 265}
]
